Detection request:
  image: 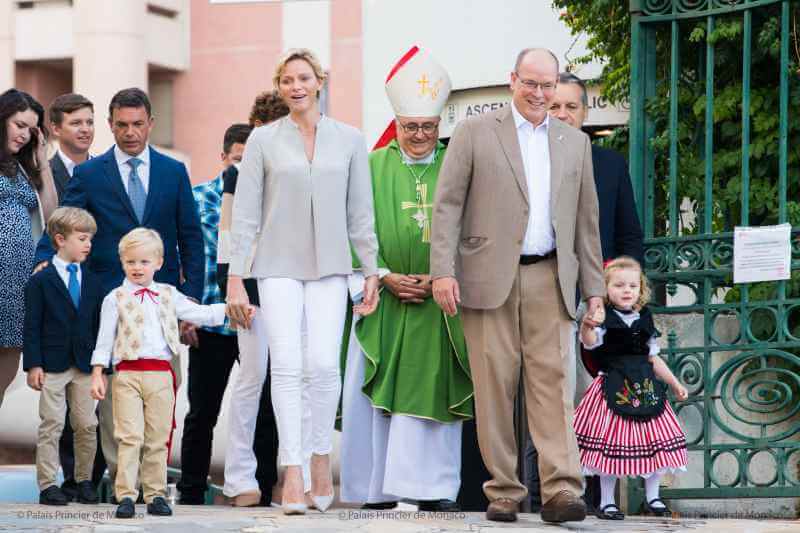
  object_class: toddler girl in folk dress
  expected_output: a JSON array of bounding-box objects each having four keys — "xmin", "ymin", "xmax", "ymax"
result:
[{"xmin": 573, "ymin": 256, "xmax": 688, "ymax": 520}]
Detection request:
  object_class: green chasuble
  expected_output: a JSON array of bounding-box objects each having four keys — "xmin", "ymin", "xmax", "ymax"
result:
[{"xmin": 355, "ymin": 140, "xmax": 473, "ymax": 423}]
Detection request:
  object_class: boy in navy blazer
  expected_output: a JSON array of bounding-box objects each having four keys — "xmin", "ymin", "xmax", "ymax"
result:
[{"xmin": 24, "ymin": 207, "xmax": 105, "ymax": 506}]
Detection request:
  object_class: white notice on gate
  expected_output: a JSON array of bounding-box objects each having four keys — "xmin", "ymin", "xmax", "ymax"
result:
[{"xmin": 733, "ymin": 223, "xmax": 792, "ymax": 284}]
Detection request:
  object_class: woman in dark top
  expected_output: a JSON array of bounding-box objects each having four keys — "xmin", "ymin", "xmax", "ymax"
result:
[{"xmin": 0, "ymin": 89, "xmax": 57, "ymax": 410}]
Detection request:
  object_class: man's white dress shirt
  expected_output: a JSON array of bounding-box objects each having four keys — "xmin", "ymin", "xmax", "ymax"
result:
[
  {"xmin": 511, "ymin": 102, "xmax": 555, "ymax": 256},
  {"xmin": 114, "ymin": 144, "xmax": 151, "ymax": 194}
]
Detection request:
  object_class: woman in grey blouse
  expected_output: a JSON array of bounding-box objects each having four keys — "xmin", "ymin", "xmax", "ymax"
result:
[{"xmin": 226, "ymin": 49, "xmax": 379, "ymax": 515}]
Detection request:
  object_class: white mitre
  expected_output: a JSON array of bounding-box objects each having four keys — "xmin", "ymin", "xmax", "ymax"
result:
[{"xmin": 385, "ymin": 46, "xmax": 452, "ymax": 118}]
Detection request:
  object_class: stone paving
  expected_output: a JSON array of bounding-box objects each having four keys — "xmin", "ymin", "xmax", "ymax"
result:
[{"xmin": 1, "ymin": 503, "xmax": 798, "ymax": 533}]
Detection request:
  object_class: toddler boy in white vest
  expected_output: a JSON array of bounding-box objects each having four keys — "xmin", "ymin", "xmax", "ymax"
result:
[{"xmin": 90, "ymin": 228, "xmax": 245, "ymax": 519}]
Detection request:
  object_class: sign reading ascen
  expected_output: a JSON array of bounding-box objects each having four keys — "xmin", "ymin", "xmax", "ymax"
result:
[{"xmin": 439, "ymin": 85, "xmax": 629, "ymax": 139}]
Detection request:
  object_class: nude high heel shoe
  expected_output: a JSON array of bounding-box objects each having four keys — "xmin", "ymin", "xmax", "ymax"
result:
[
  {"xmin": 310, "ymin": 454, "xmax": 334, "ymax": 513},
  {"xmin": 282, "ymin": 501, "xmax": 308, "ymax": 515},
  {"xmin": 281, "ymin": 468, "xmax": 308, "ymax": 515},
  {"xmin": 231, "ymin": 489, "xmax": 261, "ymax": 507},
  {"xmin": 311, "ymin": 493, "xmax": 334, "ymax": 513}
]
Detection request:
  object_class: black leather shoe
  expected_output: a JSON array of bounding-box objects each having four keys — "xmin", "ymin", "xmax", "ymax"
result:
[
  {"xmin": 147, "ymin": 496, "xmax": 173, "ymax": 516},
  {"xmin": 116, "ymin": 497, "xmax": 136, "ymax": 518},
  {"xmin": 179, "ymin": 492, "xmax": 205, "ymax": 505},
  {"xmin": 39, "ymin": 485, "xmax": 69, "ymax": 506},
  {"xmin": 418, "ymin": 499, "xmax": 460, "ymax": 512},
  {"xmin": 362, "ymin": 501, "xmax": 398, "ymax": 510},
  {"xmin": 60, "ymin": 479, "xmax": 77, "ymax": 502},
  {"xmin": 76, "ymin": 480, "xmax": 98, "ymax": 504}
]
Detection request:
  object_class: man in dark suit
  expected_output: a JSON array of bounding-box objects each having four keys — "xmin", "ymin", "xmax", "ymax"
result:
[
  {"xmin": 549, "ymin": 73, "xmax": 643, "ymax": 265},
  {"xmin": 35, "ymin": 87, "xmax": 204, "ymax": 494},
  {"xmin": 36, "ymin": 88, "xmax": 204, "ymax": 297},
  {"xmin": 524, "ymin": 71, "xmax": 644, "ymax": 514},
  {"xmin": 48, "ymin": 93, "xmax": 95, "ymax": 202},
  {"xmin": 46, "ymin": 93, "xmax": 106, "ymax": 501}
]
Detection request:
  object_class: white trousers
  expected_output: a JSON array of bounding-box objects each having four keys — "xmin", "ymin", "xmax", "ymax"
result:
[
  {"xmin": 340, "ymin": 318, "xmax": 462, "ymax": 503},
  {"xmin": 223, "ymin": 307, "xmax": 312, "ymax": 496},
  {"xmin": 259, "ymin": 276, "xmax": 347, "ymax": 467}
]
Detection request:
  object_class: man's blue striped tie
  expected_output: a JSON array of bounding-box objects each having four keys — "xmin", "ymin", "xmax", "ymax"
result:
[{"xmin": 127, "ymin": 157, "xmax": 146, "ymax": 222}]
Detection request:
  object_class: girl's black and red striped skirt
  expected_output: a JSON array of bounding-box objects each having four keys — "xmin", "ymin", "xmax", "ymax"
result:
[{"xmin": 573, "ymin": 375, "xmax": 688, "ymax": 477}]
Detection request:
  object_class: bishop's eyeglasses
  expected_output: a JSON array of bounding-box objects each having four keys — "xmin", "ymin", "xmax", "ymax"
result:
[{"xmin": 398, "ymin": 121, "xmax": 439, "ymax": 135}]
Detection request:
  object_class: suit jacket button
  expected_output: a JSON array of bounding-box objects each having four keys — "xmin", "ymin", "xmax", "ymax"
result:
[{"xmin": 517, "ymin": 239, "xmax": 523, "ymax": 245}]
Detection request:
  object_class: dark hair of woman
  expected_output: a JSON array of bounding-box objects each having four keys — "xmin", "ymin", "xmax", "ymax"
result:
[{"xmin": 0, "ymin": 89, "xmax": 47, "ymax": 190}]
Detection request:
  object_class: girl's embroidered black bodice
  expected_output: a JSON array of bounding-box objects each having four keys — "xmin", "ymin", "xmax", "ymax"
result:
[{"xmin": 592, "ymin": 304, "xmax": 657, "ymax": 369}]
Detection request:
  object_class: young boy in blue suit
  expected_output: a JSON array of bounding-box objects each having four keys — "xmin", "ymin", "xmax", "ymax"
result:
[{"xmin": 24, "ymin": 207, "xmax": 105, "ymax": 506}]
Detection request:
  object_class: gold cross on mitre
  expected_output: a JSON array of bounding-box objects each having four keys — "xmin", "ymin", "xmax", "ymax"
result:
[
  {"xmin": 401, "ymin": 183, "xmax": 434, "ymax": 243},
  {"xmin": 417, "ymin": 73, "xmax": 444, "ymax": 101},
  {"xmin": 417, "ymin": 74, "xmax": 430, "ymax": 95}
]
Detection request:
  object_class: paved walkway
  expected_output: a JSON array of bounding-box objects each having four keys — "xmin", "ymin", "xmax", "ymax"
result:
[{"xmin": 1, "ymin": 503, "xmax": 798, "ymax": 532}]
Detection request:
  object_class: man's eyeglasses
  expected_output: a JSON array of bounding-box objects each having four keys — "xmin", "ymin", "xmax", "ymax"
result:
[
  {"xmin": 399, "ymin": 121, "xmax": 439, "ymax": 135},
  {"xmin": 515, "ymin": 74, "xmax": 557, "ymax": 93}
]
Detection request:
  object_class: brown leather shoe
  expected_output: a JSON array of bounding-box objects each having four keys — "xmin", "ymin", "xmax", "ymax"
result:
[
  {"xmin": 486, "ymin": 498, "xmax": 518, "ymax": 522},
  {"xmin": 541, "ymin": 490, "xmax": 587, "ymax": 523}
]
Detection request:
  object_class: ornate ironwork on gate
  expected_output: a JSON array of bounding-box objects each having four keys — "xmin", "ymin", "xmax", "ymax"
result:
[{"xmin": 628, "ymin": 0, "xmax": 800, "ymax": 506}]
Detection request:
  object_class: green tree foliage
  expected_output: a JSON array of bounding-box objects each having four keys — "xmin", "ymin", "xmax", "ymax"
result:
[{"xmin": 553, "ymin": 1, "xmax": 800, "ymax": 338}]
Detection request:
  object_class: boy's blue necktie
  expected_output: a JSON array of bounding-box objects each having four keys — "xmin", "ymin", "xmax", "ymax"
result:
[{"xmin": 66, "ymin": 263, "xmax": 80, "ymax": 309}]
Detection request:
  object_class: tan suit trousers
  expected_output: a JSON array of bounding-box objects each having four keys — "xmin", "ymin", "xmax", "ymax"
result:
[
  {"xmin": 461, "ymin": 257, "xmax": 583, "ymax": 504},
  {"xmin": 99, "ymin": 352, "xmax": 182, "ymax": 488},
  {"xmin": 36, "ymin": 368, "xmax": 97, "ymax": 490},
  {"xmin": 112, "ymin": 369, "xmax": 174, "ymax": 503}
]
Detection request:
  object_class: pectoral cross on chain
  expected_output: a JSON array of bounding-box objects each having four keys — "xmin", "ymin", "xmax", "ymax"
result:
[{"xmin": 401, "ymin": 182, "xmax": 434, "ymax": 243}]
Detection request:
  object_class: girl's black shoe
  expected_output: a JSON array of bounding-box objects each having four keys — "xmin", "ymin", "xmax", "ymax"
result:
[
  {"xmin": 644, "ymin": 498, "xmax": 672, "ymax": 517},
  {"xmin": 596, "ymin": 504, "xmax": 624, "ymax": 520}
]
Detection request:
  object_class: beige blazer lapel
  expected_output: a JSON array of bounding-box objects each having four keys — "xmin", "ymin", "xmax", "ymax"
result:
[
  {"xmin": 494, "ymin": 108, "xmax": 529, "ymax": 204},
  {"xmin": 548, "ymin": 120, "xmax": 566, "ymax": 227}
]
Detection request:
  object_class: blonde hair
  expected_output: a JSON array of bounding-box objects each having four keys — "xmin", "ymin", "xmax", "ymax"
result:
[
  {"xmin": 47, "ymin": 207, "xmax": 97, "ymax": 248},
  {"xmin": 118, "ymin": 228, "xmax": 164, "ymax": 260},
  {"xmin": 272, "ymin": 48, "xmax": 327, "ymax": 91},
  {"xmin": 604, "ymin": 256, "xmax": 651, "ymax": 309}
]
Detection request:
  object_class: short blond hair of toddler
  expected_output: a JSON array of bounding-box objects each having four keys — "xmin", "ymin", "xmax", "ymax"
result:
[{"xmin": 118, "ymin": 227, "xmax": 164, "ymax": 260}]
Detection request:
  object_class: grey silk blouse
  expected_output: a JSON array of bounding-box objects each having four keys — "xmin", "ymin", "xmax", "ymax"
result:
[{"xmin": 229, "ymin": 115, "xmax": 378, "ymax": 281}]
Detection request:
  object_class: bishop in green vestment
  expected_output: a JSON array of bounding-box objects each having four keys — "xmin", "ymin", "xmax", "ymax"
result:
[
  {"xmin": 355, "ymin": 139, "xmax": 473, "ymax": 422},
  {"xmin": 339, "ymin": 46, "xmax": 472, "ymax": 511}
]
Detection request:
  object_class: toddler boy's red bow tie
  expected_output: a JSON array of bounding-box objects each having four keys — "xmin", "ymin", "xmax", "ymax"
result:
[{"xmin": 134, "ymin": 287, "xmax": 159, "ymax": 304}]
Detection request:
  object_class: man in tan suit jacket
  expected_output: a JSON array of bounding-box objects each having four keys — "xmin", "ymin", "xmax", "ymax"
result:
[{"xmin": 431, "ymin": 48, "xmax": 605, "ymax": 523}]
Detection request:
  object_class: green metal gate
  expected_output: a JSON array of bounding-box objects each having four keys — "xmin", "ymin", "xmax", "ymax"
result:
[{"xmin": 628, "ymin": 0, "xmax": 800, "ymax": 507}]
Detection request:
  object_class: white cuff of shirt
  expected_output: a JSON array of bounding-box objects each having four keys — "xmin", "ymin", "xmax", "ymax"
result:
[
  {"xmin": 209, "ymin": 303, "xmax": 228, "ymax": 326},
  {"xmin": 581, "ymin": 327, "xmax": 605, "ymax": 350}
]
